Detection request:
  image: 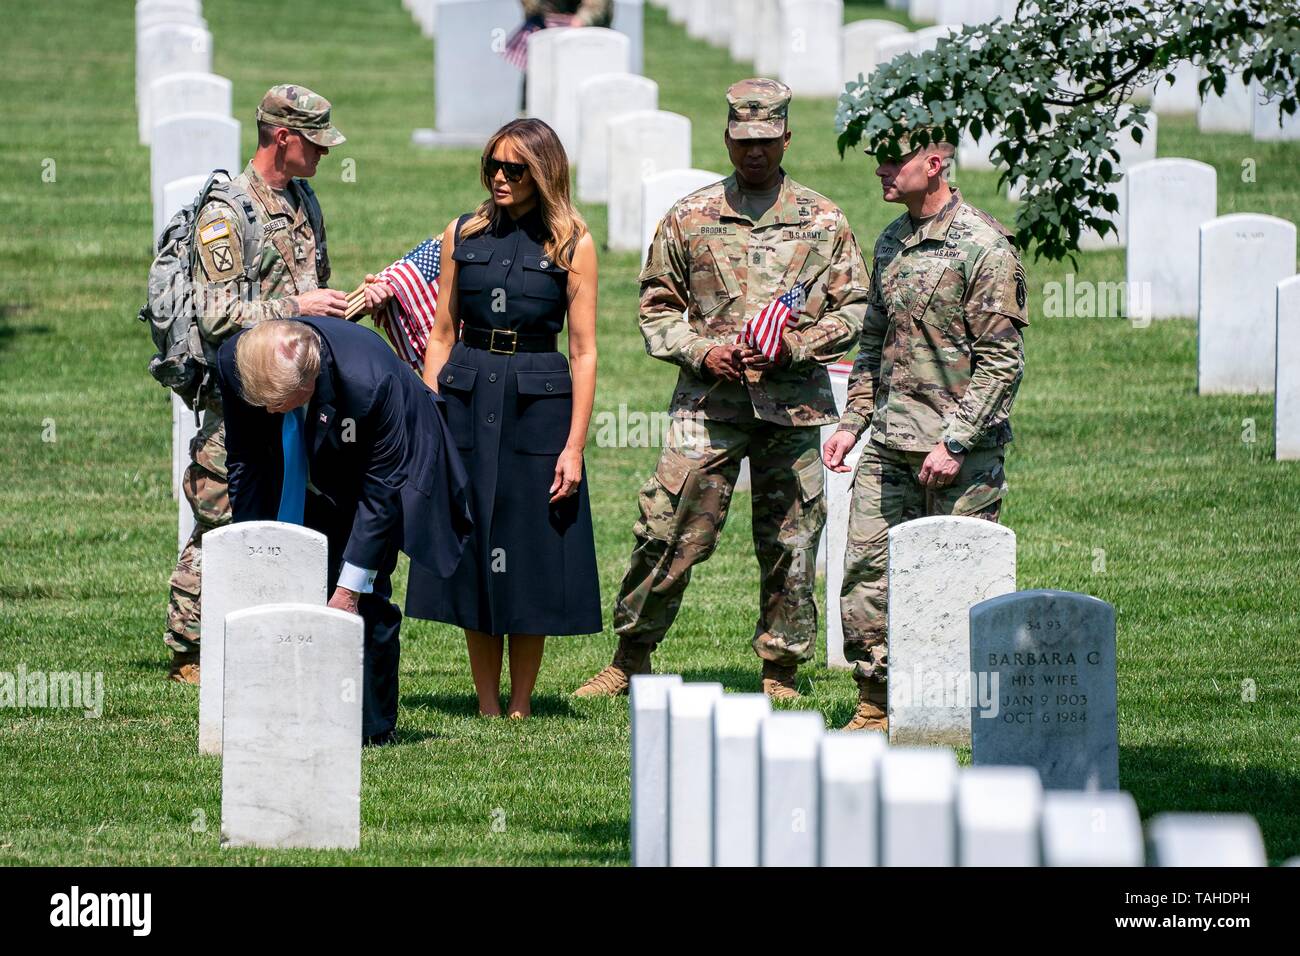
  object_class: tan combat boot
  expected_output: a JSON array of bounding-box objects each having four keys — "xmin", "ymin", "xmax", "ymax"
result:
[
  {"xmin": 572, "ymin": 639, "xmax": 653, "ymax": 697},
  {"xmin": 842, "ymin": 679, "xmax": 887, "ymax": 731},
  {"xmin": 761, "ymin": 660, "xmax": 801, "ymax": 701},
  {"xmin": 167, "ymin": 649, "xmax": 200, "ymax": 685}
]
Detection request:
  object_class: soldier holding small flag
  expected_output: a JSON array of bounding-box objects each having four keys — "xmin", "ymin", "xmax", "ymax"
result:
[{"xmin": 573, "ymin": 78, "xmax": 871, "ymax": 701}]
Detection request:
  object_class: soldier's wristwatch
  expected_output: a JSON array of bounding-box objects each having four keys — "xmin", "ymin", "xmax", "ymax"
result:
[{"xmin": 943, "ymin": 437, "xmax": 967, "ymax": 456}]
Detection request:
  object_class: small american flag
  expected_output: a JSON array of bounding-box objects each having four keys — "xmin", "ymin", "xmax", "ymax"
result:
[
  {"xmin": 374, "ymin": 238, "xmax": 441, "ymax": 374},
  {"xmin": 739, "ymin": 281, "xmax": 808, "ymax": 361},
  {"xmin": 502, "ymin": 14, "xmax": 575, "ymax": 70}
]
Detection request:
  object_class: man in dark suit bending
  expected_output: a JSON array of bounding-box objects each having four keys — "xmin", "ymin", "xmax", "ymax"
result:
[{"xmin": 217, "ymin": 317, "xmax": 473, "ymax": 745}]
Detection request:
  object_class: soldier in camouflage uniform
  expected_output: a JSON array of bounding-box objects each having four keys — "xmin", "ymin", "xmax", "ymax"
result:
[
  {"xmin": 823, "ymin": 133, "xmax": 1029, "ymax": 730},
  {"xmin": 574, "ymin": 79, "xmax": 871, "ymax": 700},
  {"xmin": 164, "ymin": 85, "xmax": 354, "ymax": 683}
]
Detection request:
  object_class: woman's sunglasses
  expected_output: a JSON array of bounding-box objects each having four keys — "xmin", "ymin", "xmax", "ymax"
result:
[{"xmin": 483, "ymin": 157, "xmax": 528, "ymax": 183}]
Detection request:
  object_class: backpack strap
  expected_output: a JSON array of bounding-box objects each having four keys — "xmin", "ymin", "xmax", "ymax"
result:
[{"xmin": 294, "ymin": 178, "xmax": 330, "ymax": 286}]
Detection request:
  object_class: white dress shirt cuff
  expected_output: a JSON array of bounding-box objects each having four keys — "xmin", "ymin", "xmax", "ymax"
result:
[{"xmin": 338, "ymin": 561, "xmax": 377, "ymax": 595}]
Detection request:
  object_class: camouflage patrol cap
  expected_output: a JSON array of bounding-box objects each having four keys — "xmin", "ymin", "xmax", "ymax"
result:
[
  {"xmin": 726, "ymin": 78, "xmax": 791, "ymax": 139},
  {"xmin": 257, "ymin": 84, "xmax": 346, "ymax": 147}
]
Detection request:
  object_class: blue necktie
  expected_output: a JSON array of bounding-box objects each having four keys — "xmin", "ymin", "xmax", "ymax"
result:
[{"xmin": 278, "ymin": 406, "xmax": 308, "ymax": 524}]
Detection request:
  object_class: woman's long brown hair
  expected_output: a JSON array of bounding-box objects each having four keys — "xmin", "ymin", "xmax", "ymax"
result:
[{"xmin": 460, "ymin": 118, "xmax": 587, "ymax": 271}]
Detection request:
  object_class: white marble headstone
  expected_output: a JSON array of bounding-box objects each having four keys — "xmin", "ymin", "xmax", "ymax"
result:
[
  {"xmin": 1277, "ymin": 276, "xmax": 1300, "ymax": 461},
  {"xmin": 730, "ymin": 0, "xmax": 758, "ymax": 62},
  {"xmin": 840, "ymin": 19, "xmax": 907, "ymax": 86},
  {"xmin": 220, "ymin": 604, "xmax": 363, "ymax": 850},
  {"xmin": 879, "ymin": 746, "xmax": 958, "ymax": 866},
  {"xmin": 711, "ymin": 694, "xmax": 771, "ymax": 867},
  {"xmin": 684, "ymin": 0, "xmax": 709, "ymax": 40},
  {"xmin": 872, "ymin": 32, "xmax": 920, "ymax": 70},
  {"xmin": 1197, "ymin": 71, "xmax": 1253, "ymax": 134},
  {"xmin": 549, "ymin": 28, "xmax": 631, "ymax": 158},
  {"xmin": 172, "ymin": 395, "xmax": 199, "ymax": 551},
  {"xmin": 778, "ymin": 0, "xmax": 844, "ymax": 97},
  {"xmin": 607, "ymin": 109, "xmax": 691, "ymax": 252},
  {"xmin": 914, "ymin": 23, "xmax": 959, "ymax": 54},
  {"xmin": 753, "ymin": 0, "xmax": 783, "ymax": 77},
  {"xmin": 759, "ymin": 711, "xmax": 823, "ymax": 867},
  {"xmin": 1198, "ymin": 214, "xmax": 1296, "ymax": 395},
  {"xmin": 136, "ymin": 1, "xmax": 205, "ymax": 49},
  {"xmin": 630, "ymin": 673, "xmax": 683, "ymax": 867},
  {"xmin": 136, "ymin": 23, "xmax": 213, "ymax": 140},
  {"xmin": 1079, "ymin": 109, "xmax": 1157, "ymax": 251},
  {"xmin": 1252, "ymin": 85, "xmax": 1300, "ymax": 142},
  {"xmin": 818, "ymin": 730, "xmax": 886, "ymax": 867},
  {"xmin": 524, "ymin": 26, "xmax": 574, "ymax": 127},
  {"xmin": 199, "ymin": 521, "xmax": 329, "ymax": 755},
  {"xmin": 144, "ymin": 71, "xmax": 231, "ymax": 146},
  {"xmin": 908, "ymin": 0, "xmax": 938, "ymax": 24},
  {"xmin": 888, "ymin": 515, "xmax": 1017, "ymax": 747},
  {"xmin": 957, "ymin": 766, "xmax": 1043, "ymax": 866},
  {"xmin": 1150, "ymin": 61, "xmax": 1201, "ymax": 115},
  {"xmin": 667, "ymin": 682, "xmax": 723, "ymax": 866},
  {"xmin": 612, "ymin": 0, "xmax": 645, "ymax": 74},
  {"xmin": 971, "ymin": 589, "xmax": 1119, "ymax": 790},
  {"xmin": 640, "ymin": 168, "xmax": 723, "ymax": 267},
  {"xmin": 821, "ymin": 363, "xmax": 856, "ymax": 670},
  {"xmin": 413, "ymin": 0, "xmax": 523, "ymax": 148},
  {"xmin": 149, "ymin": 112, "xmax": 240, "ymax": 238},
  {"xmin": 1147, "ymin": 813, "xmax": 1267, "ymax": 867},
  {"xmin": 1125, "ymin": 158, "xmax": 1216, "ymax": 321},
  {"xmin": 576, "ymin": 73, "xmax": 658, "ymax": 204},
  {"xmin": 1041, "ymin": 791, "xmax": 1143, "ymax": 866}
]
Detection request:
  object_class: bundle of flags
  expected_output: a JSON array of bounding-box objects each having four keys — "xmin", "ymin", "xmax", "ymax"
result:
[
  {"xmin": 502, "ymin": 13, "xmax": 575, "ymax": 70},
  {"xmin": 737, "ymin": 280, "xmax": 810, "ymax": 361},
  {"xmin": 346, "ymin": 237, "xmax": 442, "ymax": 374}
]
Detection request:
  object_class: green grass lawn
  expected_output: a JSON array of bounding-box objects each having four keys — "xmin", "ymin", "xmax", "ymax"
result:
[{"xmin": 1, "ymin": 0, "xmax": 1297, "ymax": 865}]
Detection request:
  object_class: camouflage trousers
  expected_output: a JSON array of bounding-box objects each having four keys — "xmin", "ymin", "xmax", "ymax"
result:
[
  {"xmin": 613, "ymin": 416, "xmax": 826, "ymax": 666},
  {"xmin": 841, "ymin": 440, "xmax": 1007, "ymax": 685},
  {"xmin": 164, "ymin": 408, "xmax": 231, "ymax": 653}
]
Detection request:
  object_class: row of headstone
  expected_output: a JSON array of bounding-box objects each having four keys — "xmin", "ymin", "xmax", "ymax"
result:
[
  {"xmin": 412, "ymin": 0, "xmax": 644, "ymax": 148},
  {"xmin": 196, "ymin": 521, "xmax": 363, "ymax": 850},
  {"xmin": 630, "ymin": 673, "xmax": 1266, "ymax": 865},
  {"xmin": 135, "ymin": 3, "xmax": 241, "ymax": 558},
  {"xmin": 134, "ymin": 4, "xmax": 240, "ymax": 556}
]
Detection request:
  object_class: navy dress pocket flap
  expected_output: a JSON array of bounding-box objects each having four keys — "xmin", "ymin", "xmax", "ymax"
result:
[
  {"xmin": 440, "ymin": 362, "xmax": 478, "ymax": 391},
  {"xmin": 451, "ymin": 242, "xmax": 492, "ymax": 265},
  {"xmin": 516, "ymin": 370, "xmax": 572, "ymax": 396}
]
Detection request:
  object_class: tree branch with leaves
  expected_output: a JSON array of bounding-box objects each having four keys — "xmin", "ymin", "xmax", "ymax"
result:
[{"xmin": 835, "ymin": 0, "xmax": 1300, "ymax": 261}]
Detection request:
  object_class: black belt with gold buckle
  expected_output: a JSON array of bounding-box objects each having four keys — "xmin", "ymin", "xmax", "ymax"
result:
[{"xmin": 461, "ymin": 325, "xmax": 558, "ymax": 354}]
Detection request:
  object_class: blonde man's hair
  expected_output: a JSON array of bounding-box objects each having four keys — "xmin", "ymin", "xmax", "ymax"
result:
[
  {"xmin": 234, "ymin": 320, "xmax": 321, "ymax": 409},
  {"xmin": 461, "ymin": 118, "xmax": 588, "ymax": 271}
]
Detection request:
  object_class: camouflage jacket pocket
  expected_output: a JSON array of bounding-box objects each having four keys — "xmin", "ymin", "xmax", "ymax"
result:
[{"xmin": 689, "ymin": 240, "xmax": 741, "ymax": 320}]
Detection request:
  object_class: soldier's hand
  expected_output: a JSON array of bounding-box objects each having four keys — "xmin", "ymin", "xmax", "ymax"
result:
[
  {"xmin": 295, "ymin": 288, "xmax": 351, "ymax": 318},
  {"xmin": 740, "ymin": 339, "xmax": 791, "ymax": 371},
  {"xmin": 823, "ymin": 430, "xmax": 858, "ymax": 473},
  {"xmin": 703, "ymin": 345, "xmax": 744, "ymax": 381},
  {"xmin": 919, "ymin": 441, "xmax": 964, "ymax": 489}
]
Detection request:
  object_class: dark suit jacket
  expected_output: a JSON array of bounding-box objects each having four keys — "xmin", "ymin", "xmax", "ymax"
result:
[{"xmin": 217, "ymin": 316, "xmax": 473, "ymax": 578}]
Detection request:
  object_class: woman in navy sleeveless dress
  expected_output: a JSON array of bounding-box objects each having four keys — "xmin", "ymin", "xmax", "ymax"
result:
[{"xmin": 406, "ymin": 118, "xmax": 602, "ymax": 718}]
